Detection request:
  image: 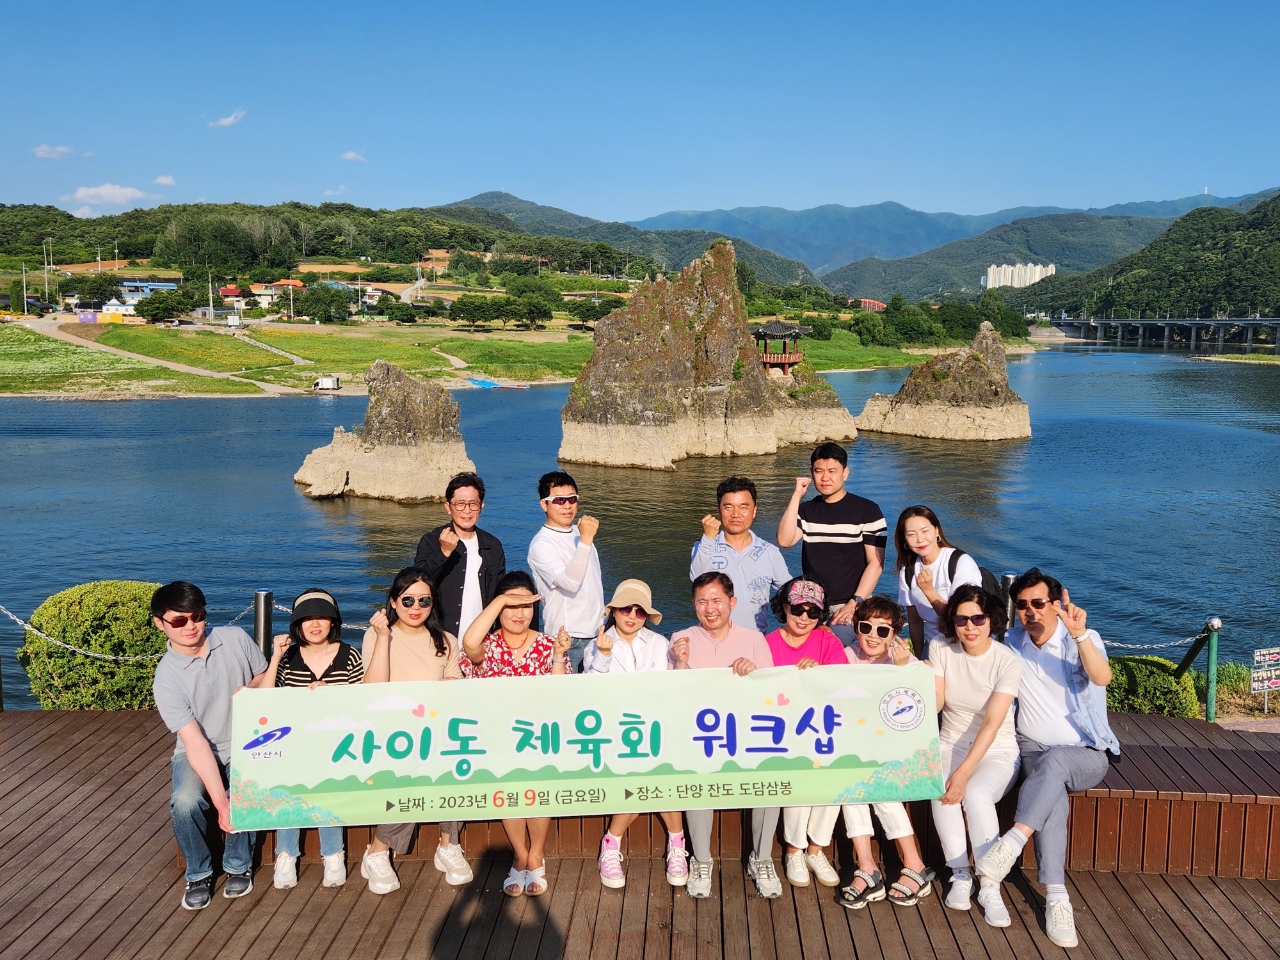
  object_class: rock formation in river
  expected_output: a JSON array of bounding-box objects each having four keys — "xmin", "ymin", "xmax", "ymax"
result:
[
  {"xmin": 558, "ymin": 241, "xmax": 857, "ymax": 470},
  {"xmin": 852, "ymin": 321, "xmax": 1031, "ymax": 440},
  {"xmin": 294, "ymin": 360, "xmax": 474, "ymax": 501}
]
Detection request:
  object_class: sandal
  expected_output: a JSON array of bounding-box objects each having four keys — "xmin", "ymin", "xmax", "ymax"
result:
[
  {"xmin": 503, "ymin": 866, "xmax": 526, "ymax": 897},
  {"xmin": 837, "ymin": 869, "xmax": 885, "ymax": 909},
  {"xmin": 887, "ymin": 867, "xmax": 936, "ymax": 907},
  {"xmin": 525, "ymin": 865, "xmax": 548, "ymax": 896}
]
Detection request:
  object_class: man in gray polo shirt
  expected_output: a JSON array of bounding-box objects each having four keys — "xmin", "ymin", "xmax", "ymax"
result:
[{"xmin": 151, "ymin": 581, "xmax": 270, "ymax": 910}]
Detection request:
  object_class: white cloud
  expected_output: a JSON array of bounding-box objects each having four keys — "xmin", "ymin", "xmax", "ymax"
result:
[
  {"xmin": 304, "ymin": 715, "xmax": 373, "ymax": 732},
  {"xmin": 324, "ymin": 184, "xmax": 347, "ymax": 197},
  {"xmin": 209, "ymin": 109, "xmax": 246, "ymax": 128},
  {"xmin": 34, "ymin": 144, "xmax": 73, "ymax": 160},
  {"xmin": 64, "ymin": 183, "xmax": 152, "ymax": 207},
  {"xmin": 828, "ymin": 683, "xmax": 871, "ymax": 700},
  {"xmin": 364, "ymin": 693, "xmax": 418, "ymax": 713},
  {"xmin": 71, "ymin": 206, "xmax": 95, "ymax": 218},
  {"xmin": 339, "ymin": 151, "xmax": 366, "ymax": 162},
  {"xmin": 154, "ymin": 174, "xmax": 175, "ymax": 186}
]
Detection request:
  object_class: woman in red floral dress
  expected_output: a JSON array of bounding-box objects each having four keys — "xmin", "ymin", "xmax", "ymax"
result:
[{"xmin": 461, "ymin": 570, "xmax": 571, "ymax": 896}]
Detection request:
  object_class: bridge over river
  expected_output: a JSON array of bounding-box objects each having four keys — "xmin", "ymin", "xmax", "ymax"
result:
[{"xmin": 1053, "ymin": 317, "xmax": 1280, "ymax": 352}]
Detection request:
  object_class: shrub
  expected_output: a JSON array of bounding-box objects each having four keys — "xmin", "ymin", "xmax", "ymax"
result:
[
  {"xmin": 17, "ymin": 580, "xmax": 165, "ymax": 709},
  {"xmin": 1106, "ymin": 655, "xmax": 1198, "ymax": 718}
]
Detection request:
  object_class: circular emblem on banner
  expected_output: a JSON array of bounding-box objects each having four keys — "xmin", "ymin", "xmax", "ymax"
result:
[{"xmin": 879, "ymin": 688, "xmax": 926, "ymax": 732}]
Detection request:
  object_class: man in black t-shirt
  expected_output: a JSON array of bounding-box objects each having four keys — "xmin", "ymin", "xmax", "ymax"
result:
[{"xmin": 777, "ymin": 442, "xmax": 886, "ymax": 643}]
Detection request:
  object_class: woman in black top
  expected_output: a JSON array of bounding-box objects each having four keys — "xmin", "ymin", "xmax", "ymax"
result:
[{"xmin": 262, "ymin": 589, "xmax": 364, "ymax": 890}]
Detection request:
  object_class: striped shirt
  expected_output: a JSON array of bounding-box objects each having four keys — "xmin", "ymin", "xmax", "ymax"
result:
[
  {"xmin": 274, "ymin": 642, "xmax": 365, "ymax": 687},
  {"xmin": 797, "ymin": 492, "xmax": 887, "ymax": 605}
]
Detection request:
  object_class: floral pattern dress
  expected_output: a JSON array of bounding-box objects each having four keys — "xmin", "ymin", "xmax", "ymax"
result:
[{"xmin": 461, "ymin": 630, "xmax": 557, "ymax": 678}]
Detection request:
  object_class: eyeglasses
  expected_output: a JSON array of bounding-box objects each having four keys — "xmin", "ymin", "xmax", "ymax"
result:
[
  {"xmin": 1015, "ymin": 598, "xmax": 1050, "ymax": 611},
  {"xmin": 953, "ymin": 614, "xmax": 989, "ymax": 628},
  {"xmin": 398, "ymin": 595, "xmax": 433, "ymax": 608},
  {"xmin": 614, "ymin": 604, "xmax": 648, "ymax": 618},
  {"xmin": 449, "ymin": 500, "xmax": 482, "ymax": 512},
  {"xmin": 856, "ymin": 621, "xmax": 893, "ymax": 639},
  {"xmin": 162, "ymin": 610, "xmax": 207, "ymax": 629},
  {"xmin": 789, "ymin": 604, "xmax": 823, "ymax": 620},
  {"xmin": 541, "ymin": 494, "xmax": 579, "ymax": 506}
]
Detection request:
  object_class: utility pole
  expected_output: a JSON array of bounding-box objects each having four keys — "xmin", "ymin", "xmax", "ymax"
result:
[
  {"xmin": 289, "ymin": 285, "xmax": 294, "ymax": 320},
  {"xmin": 114, "ymin": 238, "xmax": 119, "ymax": 268},
  {"xmin": 97, "ymin": 246, "xmax": 102, "ymax": 273},
  {"xmin": 22, "ymin": 263, "xmax": 28, "ymax": 314},
  {"xmin": 208, "ymin": 270, "xmax": 214, "ymax": 320}
]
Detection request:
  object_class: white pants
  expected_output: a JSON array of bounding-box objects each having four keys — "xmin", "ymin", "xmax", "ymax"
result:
[
  {"xmin": 782, "ymin": 805, "xmax": 841, "ymax": 848},
  {"xmin": 841, "ymin": 802, "xmax": 914, "ymax": 841},
  {"xmin": 931, "ymin": 741, "xmax": 1020, "ymax": 871}
]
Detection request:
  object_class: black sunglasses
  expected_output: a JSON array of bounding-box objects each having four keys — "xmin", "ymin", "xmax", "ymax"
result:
[
  {"xmin": 1015, "ymin": 598, "xmax": 1050, "ymax": 611},
  {"xmin": 953, "ymin": 614, "xmax": 989, "ymax": 628},
  {"xmin": 398, "ymin": 595, "xmax": 433, "ymax": 608},
  {"xmin": 162, "ymin": 610, "xmax": 207, "ymax": 629},
  {"xmin": 788, "ymin": 603, "xmax": 823, "ymax": 620}
]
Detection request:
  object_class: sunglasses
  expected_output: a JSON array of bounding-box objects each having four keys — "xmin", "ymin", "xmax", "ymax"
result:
[
  {"xmin": 789, "ymin": 604, "xmax": 823, "ymax": 620},
  {"xmin": 541, "ymin": 494, "xmax": 579, "ymax": 506},
  {"xmin": 161, "ymin": 610, "xmax": 207, "ymax": 629},
  {"xmin": 398, "ymin": 595, "xmax": 433, "ymax": 608},
  {"xmin": 614, "ymin": 604, "xmax": 648, "ymax": 618},
  {"xmin": 1015, "ymin": 598, "xmax": 1050, "ymax": 611},
  {"xmin": 953, "ymin": 614, "xmax": 989, "ymax": 628},
  {"xmin": 856, "ymin": 621, "xmax": 894, "ymax": 639}
]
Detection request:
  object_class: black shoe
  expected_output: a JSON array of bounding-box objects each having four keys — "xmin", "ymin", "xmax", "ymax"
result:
[
  {"xmin": 223, "ymin": 871, "xmax": 254, "ymax": 899},
  {"xmin": 182, "ymin": 876, "xmax": 213, "ymax": 910}
]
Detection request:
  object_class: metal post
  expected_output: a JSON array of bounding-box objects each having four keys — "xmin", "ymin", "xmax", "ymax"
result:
[
  {"xmin": 1205, "ymin": 616, "xmax": 1222, "ymax": 723},
  {"xmin": 254, "ymin": 590, "xmax": 273, "ymax": 659},
  {"xmin": 1001, "ymin": 572, "xmax": 1018, "ymax": 641}
]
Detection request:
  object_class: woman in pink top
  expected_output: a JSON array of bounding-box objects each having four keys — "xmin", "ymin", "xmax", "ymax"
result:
[{"xmin": 767, "ymin": 579, "xmax": 850, "ymax": 888}]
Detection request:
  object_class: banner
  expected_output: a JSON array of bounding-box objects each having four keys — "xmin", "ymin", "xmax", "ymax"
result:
[{"xmin": 229, "ymin": 664, "xmax": 942, "ymax": 831}]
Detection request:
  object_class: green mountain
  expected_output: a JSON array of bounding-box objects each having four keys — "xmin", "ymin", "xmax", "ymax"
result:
[
  {"xmin": 449, "ymin": 192, "xmax": 816, "ymax": 286},
  {"xmin": 630, "ymin": 191, "xmax": 1277, "ymax": 275},
  {"xmin": 1003, "ymin": 194, "xmax": 1280, "ymax": 318},
  {"xmin": 820, "ymin": 213, "xmax": 1174, "ymax": 302}
]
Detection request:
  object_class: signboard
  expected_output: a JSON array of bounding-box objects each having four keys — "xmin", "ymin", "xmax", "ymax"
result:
[
  {"xmin": 1253, "ymin": 648, "xmax": 1280, "ymax": 693},
  {"xmin": 229, "ymin": 664, "xmax": 942, "ymax": 832}
]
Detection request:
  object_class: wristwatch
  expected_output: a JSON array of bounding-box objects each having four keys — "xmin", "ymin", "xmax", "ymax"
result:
[{"xmin": 853, "ymin": 595, "xmax": 865, "ymax": 604}]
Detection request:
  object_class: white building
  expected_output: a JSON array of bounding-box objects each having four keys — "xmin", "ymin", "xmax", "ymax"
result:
[{"xmin": 983, "ymin": 262, "xmax": 1056, "ymax": 289}]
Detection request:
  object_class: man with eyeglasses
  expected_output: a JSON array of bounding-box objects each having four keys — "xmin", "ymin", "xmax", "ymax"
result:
[
  {"xmin": 974, "ymin": 568, "xmax": 1117, "ymax": 949},
  {"xmin": 150, "ymin": 580, "xmax": 275, "ymax": 910},
  {"xmin": 415, "ymin": 472, "xmax": 506, "ymax": 640},
  {"xmin": 527, "ymin": 470, "xmax": 603, "ymax": 673},
  {"xmin": 690, "ymin": 476, "xmax": 791, "ymax": 632}
]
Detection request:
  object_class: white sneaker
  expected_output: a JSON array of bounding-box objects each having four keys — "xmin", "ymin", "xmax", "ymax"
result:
[
  {"xmin": 322, "ymin": 852, "xmax": 347, "ymax": 888},
  {"xmin": 805, "ymin": 851, "xmax": 840, "ymax": 887},
  {"xmin": 434, "ymin": 843, "xmax": 474, "ymax": 886},
  {"xmin": 748, "ymin": 858, "xmax": 783, "ymax": 899},
  {"xmin": 1045, "ymin": 900, "xmax": 1078, "ymax": 948},
  {"xmin": 273, "ymin": 853, "xmax": 297, "ymax": 890},
  {"xmin": 360, "ymin": 845, "xmax": 400, "ymax": 895},
  {"xmin": 977, "ymin": 884, "xmax": 1011, "ymax": 927},
  {"xmin": 945, "ymin": 876, "xmax": 972, "ymax": 911},
  {"xmin": 687, "ymin": 859, "xmax": 714, "ymax": 898},
  {"xmin": 784, "ymin": 852, "xmax": 809, "ymax": 886},
  {"xmin": 975, "ymin": 837, "xmax": 1021, "ymax": 884}
]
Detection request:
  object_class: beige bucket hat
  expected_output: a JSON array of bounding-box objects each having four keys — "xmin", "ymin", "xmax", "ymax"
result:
[{"xmin": 606, "ymin": 579, "xmax": 663, "ymax": 625}]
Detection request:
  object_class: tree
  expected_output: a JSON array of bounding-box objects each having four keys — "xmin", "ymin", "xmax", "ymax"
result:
[
  {"xmin": 386, "ymin": 302, "xmax": 416, "ymax": 322},
  {"xmin": 295, "ymin": 283, "xmax": 354, "ymax": 322},
  {"xmin": 134, "ymin": 289, "xmax": 194, "ymax": 321},
  {"xmin": 73, "ymin": 272, "xmax": 124, "ymax": 304},
  {"xmin": 565, "ymin": 295, "xmax": 626, "ymax": 323},
  {"xmin": 8, "ymin": 279, "xmax": 26, "ymax": 313},
  {"xmin": 736, "ymin": 261, "xmax": 757, "ymax": 297},
  {"xmin": 449, "ymin": 250, "xmax": 486, "ymax": 275}
]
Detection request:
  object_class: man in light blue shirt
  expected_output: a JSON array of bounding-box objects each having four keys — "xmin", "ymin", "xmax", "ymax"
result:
[{"xmin": 689, "ymin": 476, "xmax": 791, "ymax": 632}]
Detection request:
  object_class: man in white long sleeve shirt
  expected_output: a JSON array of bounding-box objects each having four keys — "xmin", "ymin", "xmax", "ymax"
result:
[{"xmin": 527, "ymin": 470, "xmax": 604, "ymax": 672}]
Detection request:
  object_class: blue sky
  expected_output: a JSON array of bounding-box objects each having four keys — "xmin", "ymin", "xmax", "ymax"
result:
[{"xmin": 4, "ymin": 0, "xmax": 1278, "ymax": 221}]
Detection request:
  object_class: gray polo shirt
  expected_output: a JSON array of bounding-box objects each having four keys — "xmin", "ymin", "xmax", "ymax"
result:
[{"xmin": 152, "ymin": 626, "xmax": 267, "ymax": 763}]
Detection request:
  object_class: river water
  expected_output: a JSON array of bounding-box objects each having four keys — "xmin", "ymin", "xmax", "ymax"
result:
[{"xmin": 2, "ymin": 347, "xmax": 1277, "ymax": 709}]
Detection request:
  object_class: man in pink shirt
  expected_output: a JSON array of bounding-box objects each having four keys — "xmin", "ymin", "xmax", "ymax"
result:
[{"xmin": 671, "ymin": 572, "xmax": 781, "ymax": 899}]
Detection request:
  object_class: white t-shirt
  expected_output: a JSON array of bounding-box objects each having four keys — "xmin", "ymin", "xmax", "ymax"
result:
[
  {"xmin": 929, "ymin": 637, "xmax": 1022, "ymax": 750},
  {"xmin": 527, "ymin": 524, "xmax": 604, "ymax": 638},
  {"xmin": 899, "ymin": 548, "xmax": 983, "ymax": 641},
  {"xmin": 457, "ymin": 535, "xmax": 484, "ymax": 643},
  {"xmin": 1014, "ymin": 620, "xmax": 1097, "ymax": 746}
]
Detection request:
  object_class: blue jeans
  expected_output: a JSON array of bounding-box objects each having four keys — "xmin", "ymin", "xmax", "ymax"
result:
[
  {"xmin": 276, "ymin": 827, "xmax": 343, "ymax": 859},
  {"xmin": 566, "ymin": 636, "xmax": 590, "ymax": 673},
  {"xmin": 171, "ymin": 754, "xmax": 255, "ymax": 882}
]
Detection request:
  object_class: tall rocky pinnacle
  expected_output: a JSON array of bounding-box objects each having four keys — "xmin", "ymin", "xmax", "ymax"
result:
[
  {"xmin": 558, "ymin": 240, "xmax": 856, "ymax": 470},
  {"xmin": 294, "ymin": 360, "xmax": 474, "ymax": 500},
  {"xmin": 853, "ymin": 321, "xmax": 1032, "ymax": 440}
]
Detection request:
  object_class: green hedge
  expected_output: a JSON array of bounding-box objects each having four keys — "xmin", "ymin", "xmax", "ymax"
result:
[
  {"xmin": 17, "ymin": 580, "xmax": 164, "ymax": 710},
  {"xmin": 1106, "ymin": 655, "xmax": 1198, "ymax": 718}
]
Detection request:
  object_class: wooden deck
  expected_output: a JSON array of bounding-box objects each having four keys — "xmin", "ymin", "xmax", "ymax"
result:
[{"xmin": 3, "ymin": 710, "xmax": 1280, "ymax": 960}]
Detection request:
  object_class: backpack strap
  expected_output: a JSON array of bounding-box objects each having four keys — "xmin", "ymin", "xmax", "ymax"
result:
[{"xmin": 948, "ymin": 548, "xmax": 965, "ymax": 582}]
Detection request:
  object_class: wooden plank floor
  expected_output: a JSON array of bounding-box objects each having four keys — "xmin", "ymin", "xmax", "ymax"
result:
[{"xmin": 4, "ymin": 711, "xmax": 1280, "ymax": 960}]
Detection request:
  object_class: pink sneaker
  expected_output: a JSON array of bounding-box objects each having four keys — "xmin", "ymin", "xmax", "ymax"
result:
[
  {"xmin": 665, "ymin": 835, "xmax": 689, "ymax": 886},
  {"xmin": 599, "ymin": 835, "xmax": 625, "ymax": 889}
]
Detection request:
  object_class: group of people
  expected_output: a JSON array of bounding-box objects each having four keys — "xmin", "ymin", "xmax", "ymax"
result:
[{"xmin": 151, "ymin": 443, "xmax": 1117, "ymax": 949}]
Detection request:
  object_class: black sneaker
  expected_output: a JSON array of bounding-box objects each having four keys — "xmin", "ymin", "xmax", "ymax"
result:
[
  {"xmin": 182, "ymin": 876, "xmax": 213, "ymax": 910},
  {"xmin": 223, "ymin": 871, "xmax": 254, "ymax": 899}
]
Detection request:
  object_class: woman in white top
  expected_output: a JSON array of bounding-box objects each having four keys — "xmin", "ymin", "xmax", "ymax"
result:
[
  {"xmin": 929, "ymin": 584, "xmax": 1023, "ymax": 929},
  {"xmin": 896, "ymin": 505, "xmax": 983, "ymax": 655},
  {"xmin": 582, "ymin": 580, "xmax": 688, "ymax": 891}
]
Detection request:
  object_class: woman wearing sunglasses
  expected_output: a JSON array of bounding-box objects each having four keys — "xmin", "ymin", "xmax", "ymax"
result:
[
  {"xmin": 361, "ymin": 568, "xmax": 469, "ymax": 896},
  {"xmin": 837, "ymin": 596, "xmax": 934, "ymax": 909},
  {"xmin": 763, "ymin": 578, "xmax": 848, "ymax": 888},
  {"xmin": 461, "ymin": 570, "xmax": 572, "ymax": 897},
  {"xmin": 582, "ymin": 580, "xmax": 689, "ymax": 890},
  {"xmin": 895, "ymin": 506, "xmax": 983, "ymax": 656},
  {"xmin": 929, "ymin": 585, "xmax": 1022, "ymax": 927}
]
